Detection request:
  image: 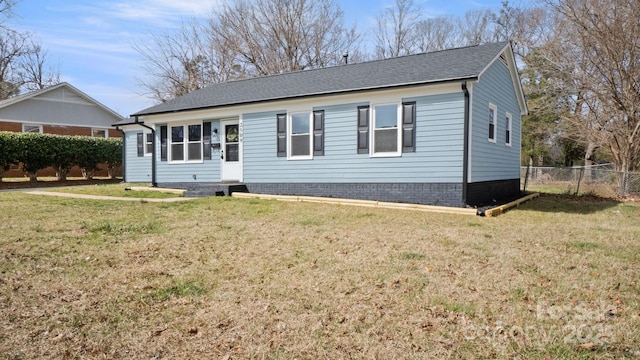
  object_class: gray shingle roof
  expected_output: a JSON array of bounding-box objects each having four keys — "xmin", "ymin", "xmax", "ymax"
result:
[{"xmin": 133, "ymin": 41, "xmax": 509, "ymax": 117}]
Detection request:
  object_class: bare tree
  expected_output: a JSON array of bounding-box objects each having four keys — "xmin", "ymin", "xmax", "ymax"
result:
[
  {"xmin": 18, "ymin": 41, "xmax": 60, "ymax": 91},
  {"xmin": 0, "ymin": 1, "xmax": 60, "ymax": 98},
  {"xmin": 0, "ymin": 29, "xmax": 28, "ymax": 99},
  {"xmin": 541, "ymin": 0, "xmax": 640, "ymax": 189},
  {"xmin": 134, "ymin": 18, "xmax": 249, "ymax": 103},
  {"xmin": 0, "ymin": 0, "xmax": 16, "ymax": 29},
  {"xmin": 457, "ymin": 9, "xmax": 493, "ymax": 46},
  {"xmin": 212, "ymin": 0, "xmax": 359, "ymax": 75},
  {"xmin": 415, "ymin": 16, "xmax": 459, "ymax": 53},
  {"xmin": 137, "ymin": 0, "xmax": 359, "ymax": 102},
  {"xmin": 491, "ymin": 1, "xmax": 554, "ymax": 58},
  {"xmin": 373, "ymin": 0, "xmax": 421, "ymax": 59}
]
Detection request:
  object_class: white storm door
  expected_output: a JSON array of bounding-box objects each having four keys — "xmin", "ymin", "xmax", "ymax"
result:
[{"xmin": 220, "ymin": 119, "xmax": 242, "ymax": 181}]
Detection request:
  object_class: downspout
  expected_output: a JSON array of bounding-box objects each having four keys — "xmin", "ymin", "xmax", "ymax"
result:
[
  {"xmin": 461, "ymin": 81, "xmax": 470, "ymax": 207},
  {"xmin": 135, "ymin": 116, "xmax": 157, "ymax": 187}
]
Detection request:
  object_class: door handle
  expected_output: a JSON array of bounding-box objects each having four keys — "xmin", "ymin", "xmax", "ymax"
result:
[{"xmin": 220, "ymin": 149, "xmax": 224, "ymax": 159}]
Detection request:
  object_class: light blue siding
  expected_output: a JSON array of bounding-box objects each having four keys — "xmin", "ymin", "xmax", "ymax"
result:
[
  {"xmin": 470, "ymin": 60, "xmax": 521, "ymax": 182},
  {"xmin": 123, "ymin": 130, "xmax": 152, "ymax": 182},
  {"xmin": 243, "ymin": 93, "xmax": 465, "ymax": 183},
  {"xmin": 155, "ymin": 121, "xmax": 221, "ymax": 183}
]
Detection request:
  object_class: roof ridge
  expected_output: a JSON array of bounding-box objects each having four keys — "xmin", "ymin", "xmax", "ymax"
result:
[
  {"xmin": 219, "ymin": 42, "xmax": 506, "ymax": 87},
  {"xmin": 134, "ymin": 41, "xmax": 510, "ymax": 116}
]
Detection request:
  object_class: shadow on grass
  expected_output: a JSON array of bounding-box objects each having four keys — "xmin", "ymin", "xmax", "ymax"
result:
[
  {"xmin": 521, "ymin": 192, "xmax": 621, "ymax": 214},
  {"xmin": 0, "ymin": 177, "xmax": 122, "ymax": 190}
]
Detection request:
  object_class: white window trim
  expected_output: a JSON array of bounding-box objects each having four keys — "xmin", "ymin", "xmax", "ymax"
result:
[
  {"xmin": 91, "ymin": 128, "xmax": 109, "ymax": 138},
  {"xmin": 488, "ymin": 103, "xmax": 497, "ymax": 143},
  {"xmin": 22, "ymin": 124, "xmax": 43, "ymax": 133},
  {"xmin": 505, "ymin": 112, "xmax": 512, "ymax": 147},
  {"xmin": 370, "ymin": 102, "xmax": 402, "ymax": 157},
  {"xmin": 144, "ymin": 131, "xmax": 153, "ymax": 156},
  {"xmin": 287, "ymin": 111, "xmax": 313, "ymax": 160},
  {"xmin": 168, "ymin": 122, "xmax": 204, "ymax": 164}
]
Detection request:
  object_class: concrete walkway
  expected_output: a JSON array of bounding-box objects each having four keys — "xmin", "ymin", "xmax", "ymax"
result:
[{"xmin": 23, "ymin": 190, "xmax": 196, "ymax": 202}]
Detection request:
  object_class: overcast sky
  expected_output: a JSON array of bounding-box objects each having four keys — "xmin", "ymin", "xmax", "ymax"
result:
[{"xmin": 10, "ymin": 0, "xmax": 526, "ymax": 117}]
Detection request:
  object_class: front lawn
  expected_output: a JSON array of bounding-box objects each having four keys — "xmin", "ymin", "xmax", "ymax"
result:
[{"xmin": 0, "ymin": 192, "xmax": 638, "ymax": 358}]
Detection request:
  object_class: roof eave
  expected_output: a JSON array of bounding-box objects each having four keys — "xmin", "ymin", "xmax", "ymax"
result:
[
  {"xmin": 112, "ymin": 116, "xmax": 146, "ymax": 127},
  {"xmin": 132, "ymin": 76, "xmax": 479, "ymax": 117}
]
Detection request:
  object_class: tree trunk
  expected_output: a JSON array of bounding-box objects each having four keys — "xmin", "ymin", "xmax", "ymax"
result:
[
  {"xmin": 82, "ymin": 168, "xmax": 94, "ymax": 180},
  {"xmin": 29, "ymin": 172, "xmax": 37, "ymax": 182},
  {"xmin": 107, "ymin": 165, "xmax": 116, "ymax": 179},
  {"xmin": 583, "ymin": 142, "xmax": 597, "ymax": 182},
  {"xmin": 55, "ymin": 167, "xmax": 69, "ymax": 181}
]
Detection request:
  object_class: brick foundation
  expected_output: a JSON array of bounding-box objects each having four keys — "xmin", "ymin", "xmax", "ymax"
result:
[
  {"xmin": 161, "ymin": 182, "xmax": 465, "ymax": 207},
  {"xmin": 466, "ymin": 178, "xmax": 521, "ymax": 206}
]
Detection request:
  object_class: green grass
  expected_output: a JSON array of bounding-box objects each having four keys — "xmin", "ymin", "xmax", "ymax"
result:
[
  {"xmin": 400, "ymin": 252, "xmax": 426, "ymax": 260},
  {"xmin": 143, "ymin": 279, "xmax": 209, "ymax": 301},
  {"xmin": 0, "ymin": 192, "xmax": 638, "ymax": 359},
  {"xmin": 81, "ymin": 219, "xmax": 163, "ymax": 235}
]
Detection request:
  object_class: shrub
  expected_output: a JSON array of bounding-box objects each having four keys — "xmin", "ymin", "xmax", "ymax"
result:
[
  {"xmin": 0, "ymin": 131, "xmax": 123, "ymax": 181},
  {"xmin": 0, "ymin": 132, "xmax": 20, "ymax": 180}
]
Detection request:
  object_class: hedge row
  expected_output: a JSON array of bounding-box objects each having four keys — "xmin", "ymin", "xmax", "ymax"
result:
[{"xmin": 0, "ymin": 131, "xmax": 122, "ymax": 181}]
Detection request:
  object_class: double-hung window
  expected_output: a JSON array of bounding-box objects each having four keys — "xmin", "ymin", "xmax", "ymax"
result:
[
  {"xmin": 277, "ymin": 111, "xmax": 324, "ymax": 159},
  {"xmin": 488, "ymin": 103, "xmax": 497, "ymax": 143},
  {"xmin": 505, "ymin": 112, "xmax": 512, "ymax": 146},
  {"xmin": 371, "ymin": 104, "xmax": 402, "ymax": 156},
  {"xmin": 170, "ymin": 123, "xmax": 202, "ymax": 162},
  {"xmin": 372, "ymin": 104, "xmax": 401, "ymax": 156},
  {"xmin": 289, "ymin": 112, "xmax": 312, "ymax": 159},
  {"xmin": 357, "ymin": 102, "xmax": 415, "ymax": 156},
  {"xmin": 137, "ymin": 131, "xmax": 154, "ymax": 157},
  {"xmin": 145, "ymin": 133, "xmax": 153, "ymax": 155}
]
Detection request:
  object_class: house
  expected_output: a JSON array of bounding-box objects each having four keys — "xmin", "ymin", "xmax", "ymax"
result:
[
  {"xmin": 117, "ymin": 41, "xmax": 527, "ymax": 207},
  {"xmin": 0, "ymin": 82, "xmax": 124, "ymax": 177}
]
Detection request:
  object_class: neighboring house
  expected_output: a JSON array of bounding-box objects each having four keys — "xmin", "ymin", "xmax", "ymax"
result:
[
  {"xmin": 0, "ymin": 82, "xmax": 124, "ymax": 178},
  {"xmin": 117, "ymin": 42, "xmax": 527, "ymax": 207}
]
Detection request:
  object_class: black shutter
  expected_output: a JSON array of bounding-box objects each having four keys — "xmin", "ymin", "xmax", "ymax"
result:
[
  {"xmin": 402, "ymin": 102, "xmax": 416, "ymax": 153},
  {"xmin": 277, "ymin": 113, "xmax": 287, "ymax": 157},
  {"xmin": 136, "ymin": 132, "xmax": 144, "ymax": 157},
  {"xmin": 357, "ymin": 106, "xmax": 369, "ymax": 154},
  {"xmin": 313, "ymin": 110, "xmax": 324, "ymax": 156},
  {"xmin": 160, "ymin": 125, "xmax": 167, "ymax": 161},
  {"xmin": 203, "ymin": 121, "xmax": 211, "ymax": 160}
]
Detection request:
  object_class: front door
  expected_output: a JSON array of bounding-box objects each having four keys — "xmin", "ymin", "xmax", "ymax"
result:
[{"xmin": 221, "ymin": 119, "xmax": 242, "ymax": 181}]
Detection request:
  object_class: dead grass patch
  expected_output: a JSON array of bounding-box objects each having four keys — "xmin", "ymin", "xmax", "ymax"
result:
[{"xmin": 0, "ymin": 193, "xmax": 639, "ymax": 358}]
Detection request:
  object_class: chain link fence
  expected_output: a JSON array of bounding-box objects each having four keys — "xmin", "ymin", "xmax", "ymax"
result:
[{"xmin": 521, "ymin": 163, "xmax": 640, "ymax": 197}]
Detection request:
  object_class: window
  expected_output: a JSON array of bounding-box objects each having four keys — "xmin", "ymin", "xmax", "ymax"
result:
[
  {"xmin": 171, "ymin": 126, "xmax": 184, "ymax": 161},
  {"xmin": 357, "ymin": 103, "xmax": 415, "ymax": 156},
  {"xmin": 505, "ymin": 112, "xmax": 512, "ymax": 146},
  {"xmin": 290, "ymin": 112, "xmax": 312, "ymax": 159},
  {"xmin": 488, "ymin": 103, "xmax": 497, "ymax": 143},
  {"xmin": 22, "ymin": 124, "xmax": 42, "ymax": 133},
  {"xmin": 92, "ymin": 128, "xmax": 108, "ymax": 138},
  {"xmin": 145, "ymin": 133, "xmax": 153, "ymax": 155},
  {"xmin": 187, "ymin": 124, "xmax": 202, "ymax": 161},
  {"xmin": 137, "ymin": 132, "xmax": 154, "ymax": 157},
  {"xmin": 372, "ymin": 104, "xmax": 401, "ymax": 156},
  {"xmin": 277, "ymin": 111, "xmax": 324, "ymax": 159},
  {"xmin": 169, "ymin": 123, "xmax": 202, "ymax": 162}
]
